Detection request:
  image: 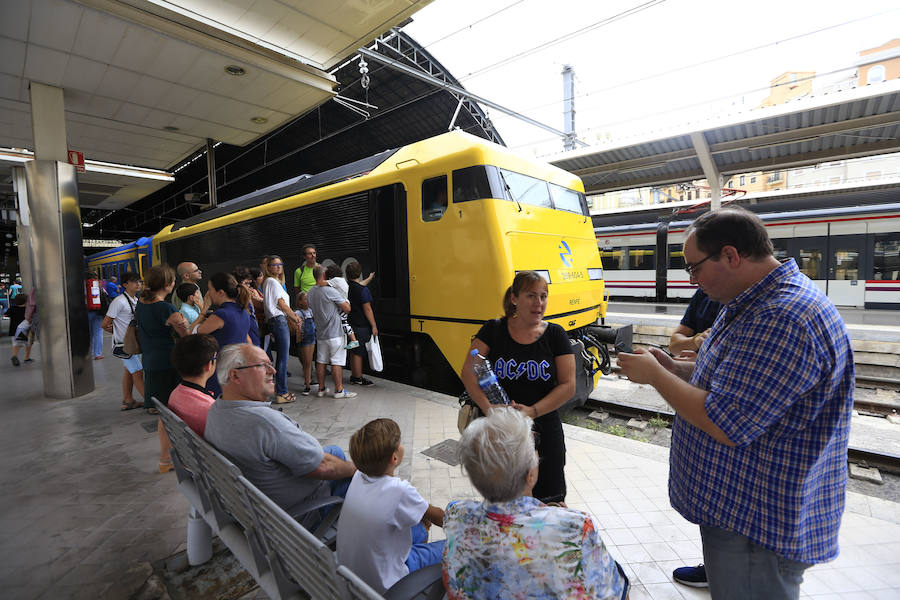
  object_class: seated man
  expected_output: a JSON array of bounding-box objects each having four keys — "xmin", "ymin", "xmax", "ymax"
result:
[
  {"xmin": 168, "ymin": 334, "xmax": 219, "ymax": 436},
  {"xmin": 204, "ymin": 343, "xmax": 356, "ymax": 529}
]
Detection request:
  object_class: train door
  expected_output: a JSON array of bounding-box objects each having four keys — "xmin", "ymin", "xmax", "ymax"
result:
[{"xmin": 827, "ymin": 234, "xmax": 866, "ymax": 307}]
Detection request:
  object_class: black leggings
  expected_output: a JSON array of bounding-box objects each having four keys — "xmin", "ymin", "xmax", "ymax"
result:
[{"xmin": 532, "ymin": 411, "xmax": 567, "ymax": 503}]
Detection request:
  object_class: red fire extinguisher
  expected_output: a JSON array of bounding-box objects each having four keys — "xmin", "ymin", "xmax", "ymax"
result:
[{"xmin": 86, "ymin": 278, "xmax": 102, "ymax": 310}]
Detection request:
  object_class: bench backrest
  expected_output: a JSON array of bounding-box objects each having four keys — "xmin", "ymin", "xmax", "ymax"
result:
[
  {"xmin": 337, "ymin": 565, "xmax": 384, "ymax": 600},
  {"xmin": 241, "ymin": 474, "xmax": 348, "ymax": 600},
  {"xmin": 154, "ymin": 396, "xmax": 202, "ymax": 475}
]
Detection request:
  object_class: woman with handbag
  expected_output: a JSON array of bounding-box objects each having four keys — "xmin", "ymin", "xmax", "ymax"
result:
[
  {"xmin": 261, "ymin": 255, "xmax": 301, "ymax": 404},
  {"xmin": 460, "ymin": 270, "xmax": 576, "ymax": 505},
  {"xmin": 346, "ymin": 261, "xmax": 377, "ymax": 386},
  {"xmin": 193, "ymin": 272, "xmax": 252, "ymax": 397},
  {"xmin": 135, "ymin": 265, "xmax": 189, "ymax": 473}
]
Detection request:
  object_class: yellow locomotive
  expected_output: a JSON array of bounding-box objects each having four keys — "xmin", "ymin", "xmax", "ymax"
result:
[{"xmin": 152, "ymin": 130, "xmax": 626, "ymax": 405}]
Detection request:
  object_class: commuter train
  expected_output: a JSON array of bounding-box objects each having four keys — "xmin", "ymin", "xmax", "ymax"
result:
[
  {"xmin": 90, "ymin": 131, "xmax": 627, "ymax": 405},
  {"xmin": 595, "ymin": 200, "xmax": 900, "ymax": 309},
  {"xmin": 86, "ymin": 236, "xmax": 153, "ymax": 281}
]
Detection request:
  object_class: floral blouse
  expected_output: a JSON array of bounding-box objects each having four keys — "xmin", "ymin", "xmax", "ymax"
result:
[{"xmin": 442, "ymin": 496, "xmax": 627, "ymax": 600}]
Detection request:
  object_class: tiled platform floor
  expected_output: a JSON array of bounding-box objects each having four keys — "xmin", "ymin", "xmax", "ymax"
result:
[{"xmin": 1, "ymin": 337, "xmax": 899, "ymax": 599}]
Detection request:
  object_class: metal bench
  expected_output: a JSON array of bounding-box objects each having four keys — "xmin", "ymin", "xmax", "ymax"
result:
[{"xmin": 154, "ymin": 397, "xmax": 445, "ymax": 600}]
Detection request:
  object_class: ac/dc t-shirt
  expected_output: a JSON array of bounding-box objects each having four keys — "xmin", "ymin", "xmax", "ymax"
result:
[{"xmin": 475, "ymin": 318, "xmax": 574, "ymax": 407}]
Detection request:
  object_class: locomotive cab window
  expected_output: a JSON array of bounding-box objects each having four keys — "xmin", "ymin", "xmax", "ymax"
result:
[
  {"xmin": 498, "ymin": 168, "xmax": 552, "ymax": 209},
  {"xmin": 422, "ymin": 175, "xmax": 448, "ymax": 222},
  {"xmin": 452, "ymin": 165, "xmax": 504, "ymax": 203},
  {"xmin": 549, "ymin": 183, "xmax": 588, "ymax": 216}
]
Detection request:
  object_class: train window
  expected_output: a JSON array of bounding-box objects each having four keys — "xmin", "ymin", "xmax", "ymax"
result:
[
  {"xmin": 629, "ymin": 246, "xmax": 655, "ymax": 270},
  {"xmin": 772, "ymin": 240, "xmax": 789, "ymax": 263},
  {"xmin": 452, "ymin": 166, "xmax": 504, "ymax": 203},
  {"xmin": 549, "ymin": 183, "xmax": 589, "ymax": 216},
  {"xmin": 832, "ymin": 248, "xmax": 859, "ymax": 280},
  {"xmin": 421, "ymin": 176, "xmax": 448, "ymax": 222},
  {"xmin": 668, "ymin": 245, "xmax": 686, "ymax": 270},
  {"xmin": 873, "ymin": 235, "xmax": 900, "ymax": 280},
  {"xmin": 798, "ymin": 248, "xmax": 824, "ymax": 279},
  {"xmin": 600, "ymin": 249, "xmax": 623, "ymax": 270},
  {"xmin": 497, "ymin": 169, "xmax": 552, "ymax": 209}
]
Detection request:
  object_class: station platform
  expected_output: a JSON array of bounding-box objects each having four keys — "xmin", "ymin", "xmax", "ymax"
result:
[{"xmin": 2, "ymin": 335, "xmax": 899, "ymax": 600}]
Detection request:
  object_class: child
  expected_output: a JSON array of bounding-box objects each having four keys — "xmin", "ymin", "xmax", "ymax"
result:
[
  {"xmin": 336, "ymin": 419, "xmax": 445, "ymax": 594},
  {"xmin": 294, "ymin": 291, "xmax": 316, "ymax": 396},
  {"xmin": 8, "ymin": 294, "xmax": 32, "ymax": 366},
  {"xmin": 324, "ymin": 264, "xmax": 359, "ymax": 350},
  {"xmin": 176, "ymin": 283, "xmax": 203, "ymax": 327}
]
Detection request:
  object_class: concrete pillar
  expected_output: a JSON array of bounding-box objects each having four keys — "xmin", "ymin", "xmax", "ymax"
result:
[{"xmin": 26, "ymin": 82, "xmax": 94, "ymax": 398}]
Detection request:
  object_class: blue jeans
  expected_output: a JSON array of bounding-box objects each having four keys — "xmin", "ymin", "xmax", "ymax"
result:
[
  {"xmin": 269, "ymin": 315, "xmax": 290, "ymax": 395},
  {"xmin": 405, "ymin": 523, "xmax": 446, "ymax": 572},
  {"xmin": 701, "ymin": 525, "xmax": 812, "ymax": 600},
  {"xmin": 87, "ymin": 310, "xmax": 104, "ymax": 357}
]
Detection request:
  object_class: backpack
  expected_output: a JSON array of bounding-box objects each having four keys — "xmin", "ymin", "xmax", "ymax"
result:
[{"xmin": 98, "ymin": 287, "xmax": 111, "ymax": 313}]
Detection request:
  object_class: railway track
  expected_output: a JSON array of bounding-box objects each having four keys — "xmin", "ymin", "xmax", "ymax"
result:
[{"xmin": 583, "ymin": 378, "xmax": 900, "ymax": 475}]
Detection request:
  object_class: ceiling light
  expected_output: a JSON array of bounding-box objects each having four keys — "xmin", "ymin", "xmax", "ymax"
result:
[
  {"xmin": 164, "ymin": 126, "xmax": 179, "ymax": 132},
  {"xmin": 251, "ymin": 116, "xmax": 268, "ymax": 124},
  {"xmin": 225, "ymin": 65, "xmax": 246, "ymax": 76}
]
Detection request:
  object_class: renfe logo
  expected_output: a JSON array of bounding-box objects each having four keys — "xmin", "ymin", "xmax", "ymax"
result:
[{"xmin": 559, "ymin": 240, "xmax": 573, "ymax": 267}]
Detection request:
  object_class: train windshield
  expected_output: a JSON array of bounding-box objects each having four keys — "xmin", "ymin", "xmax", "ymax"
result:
[{"xmin": 452, "ymin": 165, "xmax": 588, "ymax": 216}]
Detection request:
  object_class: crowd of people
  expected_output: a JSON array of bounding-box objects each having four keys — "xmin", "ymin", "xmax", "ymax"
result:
[
  {"xmin": 6, "ymin": 206, "xmax": 855, "ymax": 600},
  {"xmin": 83, "ymin": 249, "xmax": 378, "ymax": 472}
]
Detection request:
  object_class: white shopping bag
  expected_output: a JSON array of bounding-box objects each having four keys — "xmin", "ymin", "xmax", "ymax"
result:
[{"xmin": 366, "ymin": 335, "xmax": 383, "ymax": 372}]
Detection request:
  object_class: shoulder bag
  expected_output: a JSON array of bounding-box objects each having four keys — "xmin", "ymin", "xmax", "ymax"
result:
[
  {"xmin": 457, "ymin": 391, "xmax": 483, "ymax": 434},
  {"xmin": 122, "ymin": 299, "xmax": 142, "ymax": 355},
  {"xmin": 113, "ymin": 295, "xmax": 136, "ymax": 359}
]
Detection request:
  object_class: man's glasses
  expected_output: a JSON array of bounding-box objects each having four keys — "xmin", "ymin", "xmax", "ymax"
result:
[
  {"xmin": 234, "ymin": 362, "xmax": 275, "ymax": 372},
  {"xmin": 684, "ymin": 252, "xmax": 717, "ymax": 276}
]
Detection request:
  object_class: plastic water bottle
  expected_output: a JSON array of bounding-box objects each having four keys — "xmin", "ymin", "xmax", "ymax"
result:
[{"xmin": 470, "ymin": 349, "xmax": 510, "ymax": 405}]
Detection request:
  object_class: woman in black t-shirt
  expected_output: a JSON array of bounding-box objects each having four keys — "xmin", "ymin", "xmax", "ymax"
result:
[{"xmin": 461, "ymin": 271, "xmax": 575, "ymax": 504}]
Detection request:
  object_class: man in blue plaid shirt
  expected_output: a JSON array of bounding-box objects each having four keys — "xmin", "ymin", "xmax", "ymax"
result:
[{"xmin": 619, "ymin": 207, "xmax": 854, "ymax": 600}]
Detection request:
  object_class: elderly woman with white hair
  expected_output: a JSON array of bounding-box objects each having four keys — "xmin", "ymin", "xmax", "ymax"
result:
[{"xmin": 443, "ymin": 408, "xmax": 628, "ymax": 600}]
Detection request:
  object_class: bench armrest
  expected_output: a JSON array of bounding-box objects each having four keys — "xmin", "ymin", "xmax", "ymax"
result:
[
  {"xmin": 384, "ymin": 563, "xmax": 445, "ymax": 600},
  {"xmin": 284, "ymin": 495, "xmax": 343, "ymax": 520}
]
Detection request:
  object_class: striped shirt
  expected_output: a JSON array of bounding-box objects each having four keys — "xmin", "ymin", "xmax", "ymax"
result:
[{"xmin": 670, "ymin": 259, "xmax": 854, "ymax": 564}]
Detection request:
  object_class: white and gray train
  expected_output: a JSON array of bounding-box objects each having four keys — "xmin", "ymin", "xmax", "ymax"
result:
[{"xmin": 594, "ymin": 196, "xmax": 900, "ymax": 310}]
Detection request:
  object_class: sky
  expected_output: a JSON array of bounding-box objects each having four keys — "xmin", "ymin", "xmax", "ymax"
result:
[{"xmin": 400, "ymin": 0, "xmax": 899, "ymax": 158}]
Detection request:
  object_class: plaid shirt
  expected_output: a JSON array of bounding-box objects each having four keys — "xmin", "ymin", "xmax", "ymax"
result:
[{"xmin": 670, "ymin": 259, "xmax": 854, "ymax": 564}]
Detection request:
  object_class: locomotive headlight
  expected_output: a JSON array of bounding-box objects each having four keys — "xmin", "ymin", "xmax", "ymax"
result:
[
  {"xmin": 519, "ymin": 270, "xmax": 551, "ymax": 283},
  {"xmin": 588, "ymin": 268, "xmax": 604, "ymax": 280}
]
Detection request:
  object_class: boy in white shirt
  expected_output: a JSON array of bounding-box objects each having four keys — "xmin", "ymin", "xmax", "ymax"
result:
[{"xmin": 337, "ymin": 419, "xmax": 445, "ymax": 594}]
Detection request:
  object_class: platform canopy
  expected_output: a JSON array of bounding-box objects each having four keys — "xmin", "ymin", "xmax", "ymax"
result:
[
  {"xmin": 549, "ymin": 79, "xmax": 900, "ymax": 195},
  {"xmin": 0, "ymin": 0, "xmax": 433, "ymax": 209}
]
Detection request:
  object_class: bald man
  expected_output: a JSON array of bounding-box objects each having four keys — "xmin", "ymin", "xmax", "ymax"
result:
[{"xmin": 172, "ymin": 262, "xmax": 203, "ymax": 310}]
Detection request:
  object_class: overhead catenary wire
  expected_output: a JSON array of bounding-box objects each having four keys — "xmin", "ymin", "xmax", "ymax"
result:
[
  {"xmin": 505, "ymin": 7, "xmax": 900, "ymax": 116},
  {"xmin": 457, "ymin": 0, "xmax": 667, "ymax": 81},
  {"xmin": 418, "ymin": 0, "xmax": 527, "ymax": 49}
]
